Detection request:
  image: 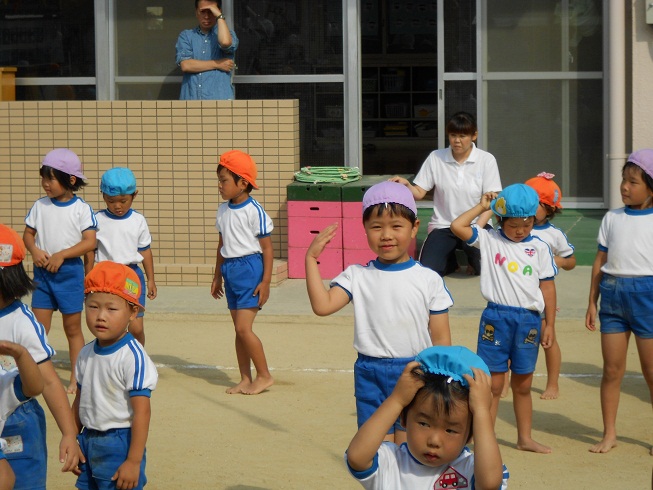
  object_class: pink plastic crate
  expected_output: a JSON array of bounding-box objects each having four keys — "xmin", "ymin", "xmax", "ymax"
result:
[
  {"xmin": 288, "ymin": 200, "xmax": 342, "ymax": 218},
  {"xmin": 288, "ymin": 247, "xmax": 343, "ymax": 279},
  {"xmin": 343, "ymin": 249, "xmax": 376, "ymax": 269},
  {"xmin": 342, "ymin": 201, "xmax": 363, "ymax": 218},
  {"xmin": 343, "ymin": 217, "xmax": 368, "ymax": 250},
  {"xmin": 288, "ymin": 216, "xmax": 342, "ymax": 248}
]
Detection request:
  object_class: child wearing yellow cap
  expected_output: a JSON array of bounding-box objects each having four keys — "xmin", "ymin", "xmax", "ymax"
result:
[
  {"xmin": 0, "ymin": 223, "xmax": 82, "ymax": 488},
  {"xmin": 74, "ymin": 261, "xmax": 158, "ymax": 490},
  {"xmin": 211, "ymin": 150, "xmax": 274, "ymax": 395}
]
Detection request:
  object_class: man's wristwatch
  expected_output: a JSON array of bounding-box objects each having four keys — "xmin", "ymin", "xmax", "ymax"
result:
[{"xmin": 216, "ymin": 14, "xmax": 225, "ymax": 20}]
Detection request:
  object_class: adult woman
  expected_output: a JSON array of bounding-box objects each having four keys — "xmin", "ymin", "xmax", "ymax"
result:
[{"xmin": 392, "ymin": 112, "xmax": 502, "ymax": 276}]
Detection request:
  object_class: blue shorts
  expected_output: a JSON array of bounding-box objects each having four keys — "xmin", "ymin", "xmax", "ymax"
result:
[
  {"xmin": 599, "ymin": 274, "xmax": 653, "ymax": 338},
  {"xmin": 221, "ymin": 254, "xmax": 263, "ymax": 310},
  {"xmin": 354, "ymin": 354, "xmax": 414, "ymax": 433},
  {"xmin": 127, "ymin": 264, "xmax": 146, "ymax": 318},
  {"xmin": 76, "ymin": 428, "xmax": 147, "ymax": 490},
  {"xmin": 1, "ymin": 398, "xmax": 47, "ymax": 490},
  {"xmin": 32, "ymin": 258, "xmax": 84, "ymax": 314},
  {"xmin": 477, "ymin": 303, "xmax": 541, "ymax": 375}
]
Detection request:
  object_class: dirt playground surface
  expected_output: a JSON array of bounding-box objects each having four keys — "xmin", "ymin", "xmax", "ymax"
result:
[{"xmin": 38, "ymin": 273, "xmax": 651, "ymax": 489}]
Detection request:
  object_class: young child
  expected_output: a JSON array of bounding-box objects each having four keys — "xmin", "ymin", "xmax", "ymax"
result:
[
  {"xmin": 74, "ymin": 261, "xmax": 158, "ymax": 489},
  {"xmin": 526, "ymin": 172, "xmax": 576, "ymax": 400},
  {"xmin": 210, "ymin": 150, "xmax": 274, "ymax": 395},
  {"xmin": 0, "ymin": 340, "xmax": 44, "ymax": 490},
  {"xmin": 585, "ymin": 149, "xmax": 653, "ymax": 454},
  {"xmin": 85, "ymin": 167, "xmax": 157, "ymax": 346},
  {"xmin": 451, "ymin": 184, "xmax": 557, "ymax": 453},
  {"xmin": 23, "ymin": 148, "xmax": 98, "ymax": 393},
  {"xmin": 306, "ymin": 181, "xmax": 453, "ymax": 444},
  {"xmin": 346, "ymin": 345, "xmax": 508, "ymax": 489},
  {"xmin": 0, "ymin": 223, "xmax": 82, "ymax": 488}
]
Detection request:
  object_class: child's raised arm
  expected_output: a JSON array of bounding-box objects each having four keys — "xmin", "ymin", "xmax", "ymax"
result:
[
  {"xmin": 451, "ymin": 192, "xmax": 497, "ymax": 242},
  {"xmin": 347, "ymin": 361, "xmax": 424, "ymax": 472},
  {"xmin": 463, "ymin": 367, "xmax": 504, "ymax": 490},
  {"xmin": 0, "ymin": 341, "xmax": 43, "ymax": 398},
  {"xmin": 305, "ymin": 223, "xmax": 349, "ymax": 316},
  {"xmin": 388, "ymin": 176, "xmax": 427, "ymax": 201}
]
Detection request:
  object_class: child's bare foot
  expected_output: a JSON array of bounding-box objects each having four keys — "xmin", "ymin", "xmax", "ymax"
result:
[
  {"xmin": 226, "ymin": 379, "xmax": 251, "ymax": 394},
  {"xmin": 540, "ymin": 385, "xmax": 559, "ymax": 400},
  {"xmin": 517, "ymin": 437, "xmax": 552, "ymax": 454},
  {"xmin": 67, "ymin": 381, "xmax": 77, "ymax": 394},
  {"xmin": 589, "ymin": 436, "xmax": 617, "ymax": 453},
  {"xmin": 242, "ymin": 376, "xmax": 274, "ymax": 395}
]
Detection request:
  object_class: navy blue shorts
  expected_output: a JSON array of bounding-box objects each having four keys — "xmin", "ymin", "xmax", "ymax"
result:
[
  {"xmin": 221, "ymin": 254, "xmax": 263, "ymax": 310},
  {"xmin": 127, "ymin": 264, "xmax": 146, "ymax": 318},
  {"xmin": 32, "ymin": 258, "xmax": 84, "ymax": 314},
  {"xmin": 477, "ymin": 302, "xmax": 541, "ymax": 375},
  {"xmin": 599, "ymin": 274, "xmax": 653, "ymax": 338},
  {"xmin": 354, "ymin": 354, "xmax": 414, "ymax": 433},
  {"xmin": 1, "ymin": 399, "xmax": 47, "ymax": 490},
  {"xmin": 76, "ymin": 427, "xmax": 147, "ymax": 490}
]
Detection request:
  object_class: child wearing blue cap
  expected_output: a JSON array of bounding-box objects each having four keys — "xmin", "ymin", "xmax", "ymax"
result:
[
  {"xmin": 451, "ymin": 184, "xmax": 557, "ymax": 454},
  {"xmin": 85, "ymin": 167, "xmax": 157, "ymax": 346},
  {"xmin": 346, "ymin": 346, "xmax": 508, "ymax": 489},
  {"xmin": 585, "ymin": 149, "xmax": 653, "ymax": 454},
  {"xmin": 307, "ymin": 181, "xmax": 453, "ymax": 444}
]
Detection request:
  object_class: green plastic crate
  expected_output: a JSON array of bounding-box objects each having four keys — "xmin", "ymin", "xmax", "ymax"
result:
[
  {"xmin": 341, "ymin": 174, "xmax": 414, "ymax": 202},
  {"xmin": 286, "ymin": 181, "xmax": 345, "ymax": 201}
]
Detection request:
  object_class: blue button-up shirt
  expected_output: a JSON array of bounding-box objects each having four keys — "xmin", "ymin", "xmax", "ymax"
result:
[{"xmin": 175, "ymin": 24, "xmax": 239, "ymax": 100}]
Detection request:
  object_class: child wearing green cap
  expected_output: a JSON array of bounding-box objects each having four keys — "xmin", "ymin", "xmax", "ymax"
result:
[
  {"xmin": 85, "ymin": 167, "xmax": 157, "ymax": 346},
  {"xmin": 451, "ymin": 184, "xmax": 557, "ymax": 454},
  {"xmin": 346, "ymin": 346, "xmax": 507, "ymax": 489}
]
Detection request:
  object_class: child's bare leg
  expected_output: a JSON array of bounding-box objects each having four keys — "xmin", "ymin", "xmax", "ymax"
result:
[
  {"xmin": 226, "ymin": 333, "xmax": 253, "ymax": 394},
  {"xmin": 0, "ymin": 459, "xmax": 15, "ymax": 490},
  {"xmin": 501, "ymin": 365, "xmax": 510, "ymax": 398},
  {"xmin": 512, "ymin": 372, "xmax": 551, "ymax": 453},
  {"xmin": 634, "ymin": 335, "xmax": 653, "ymax": 455},
  {"xmin": 32, "ymin": 308, "xmax": 54, "ymax": 334},
  {"xmin": 229, "ymin": 308, "xmax": 273, "ymax": 395},
  {"xmin": 129, "ymin": 316, "xmax": 145, "ymax": 346},
  {"xmin": 62, "ymin": 312, "xmax": 85, "ymax": 394},
  {"xmin": 541, "ymin": 338, "xmax": 561, "ymax": 400},
  {"xmin": 591, "ymin": 332, "xmax": 628, "ymax": 453},
  {"xmin": 489, "ymin": 371, "xmax": 506, "ymax": 424}
]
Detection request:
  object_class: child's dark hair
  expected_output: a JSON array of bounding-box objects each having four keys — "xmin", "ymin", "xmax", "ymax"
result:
[
  {"xmin": 401, "ymin": 370, "xmax": 473, "ymax": 442},
  {"xmin": 362, "ymin": 203, "xmax": 417, "ymax": 224},
  {"xmin": 623, "ymin": 161, "xmax": 653, "ymax": 192},
  {"xmin": 446, "ymin": 111, "xmax": 477, "ymax": 137},
  {"xmin": 0, "ymin": 263, "xmax": 36, "ymax": 301},
  {"xmin": 195, "ymin": 0, "xmax": 222, "ymax": 9},
  {"xmin": 217, "ymin": 164, "xmax": 254, "ymax": 193},
  {"xmin": 541, "ymin": 203, "xmax": 562, "ymax": 221},
  {"xmin": 39, "ymin": 165, "xmax": 87, "ymax": 192}
]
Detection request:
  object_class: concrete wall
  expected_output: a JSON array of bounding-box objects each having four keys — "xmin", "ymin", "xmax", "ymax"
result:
[
  {"xmin": 0, "ymin": 99, "xmax": 298, "ymax": 285},
  {"xmin": 632, "ymin": 0, "xmax": 653, "ymax": 148}
]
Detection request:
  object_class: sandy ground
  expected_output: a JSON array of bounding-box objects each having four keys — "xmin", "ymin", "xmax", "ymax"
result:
[{"xmin": 36, "ymin": 271, "xmax": 653, "ymax": 489}]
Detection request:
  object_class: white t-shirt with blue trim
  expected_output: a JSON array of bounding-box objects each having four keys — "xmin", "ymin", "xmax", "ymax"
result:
[
  {"xmin": 331, "ymin": 258, "xmax": 453, "ymax": 358},
  {"xmin": 530, "ymin": 222, "xmax": 574, "ymax": 258},
  {"xmin": 95, "ymin": 209, "xmax": 152, "ymax": 265},
  {"xmin": 215, "ymin": 197, "xmax": 274, "ymax": 259}
]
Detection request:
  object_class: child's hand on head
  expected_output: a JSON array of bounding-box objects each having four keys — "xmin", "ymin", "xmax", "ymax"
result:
[
  {"xmin": 389, "ymin": 361, "xmax": 425, "ymax": 408},
  {"xmin": 463, "ymin": 367, "xmax": 493, "ymax": 415},
  {"xmin": 388, "ymin": 176, "xmax": 409, "ymax": 187},
  {"xmin": 480, "ymin": 192, "xmax": 498, "ymax": 210},
  {"xmin": 306, "ymin": 223, "xmax": 339, "ymax": 260}
]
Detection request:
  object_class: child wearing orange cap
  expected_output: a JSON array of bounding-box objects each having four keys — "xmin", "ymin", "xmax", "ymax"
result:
[
  {"xmin": 0, "ymin": 339, "xmax": 44, "ymax": 490},
  {"xmin": 74, "ymin": 261, "xmax": 158, "ymax": 489},
  {"xmin": 525, "ymin": 172, "xmax": 576, "ymax": 401},
  {"xmin": 0, "ymin": 223, "xmax": 82, "ymax": 488},
  {"xmin": 211, "ymin": 150, "xmax": 274, "ymax": 395}
]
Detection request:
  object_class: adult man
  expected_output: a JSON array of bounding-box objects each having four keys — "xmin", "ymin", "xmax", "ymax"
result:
[{"xmin": 175, "ymin": 0, "xmax": 239, "ymax": 100}]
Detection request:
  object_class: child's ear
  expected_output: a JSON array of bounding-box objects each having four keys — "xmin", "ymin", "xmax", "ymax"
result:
[
  {"xmin": 132, "ymin": 190, "xmax": 139, "ymax": 199},
  {"xmin": 70, "ymin": 175, "xmax": 77, "ymax": 186}
]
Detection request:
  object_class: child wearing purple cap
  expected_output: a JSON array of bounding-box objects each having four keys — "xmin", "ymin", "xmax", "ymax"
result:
[
  {"xmin": 346, "ymin": 346, "xmax": 508, "ymax": 489},
  {"xmin": 451, "ymin": 184, "xmax": 557, "ymax": 454},
  {"xmin": 585, "ymin": 149, "xmax": 653, "ymax": 454},
  {"xmin": 85, "ymin": 167, "xmax": 157, "ymax": 347},
  {"xmin": 23, "ymin": 148, "xmax": 98, "ymax": 394},
  {"xmin": 306, "ymin": 181, "xmax": 453, "ymax": 444}
]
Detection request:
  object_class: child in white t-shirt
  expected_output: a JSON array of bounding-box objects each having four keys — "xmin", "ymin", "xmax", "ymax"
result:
[{"xmin": 307, "ymin": 181, "xmax": 453, "ymax": 445}]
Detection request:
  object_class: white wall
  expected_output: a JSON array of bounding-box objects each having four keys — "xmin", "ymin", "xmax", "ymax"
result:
[{"xmin": 631, "ymin": 0, "xmax": 653, "ymax": 149}]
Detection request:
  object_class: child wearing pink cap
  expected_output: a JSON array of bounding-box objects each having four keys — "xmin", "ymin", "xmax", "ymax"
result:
[
  {"xmin": 307, "ymin": 181, "xmax": 453, "ymax": 444},
  {"xmin": 0, "ymin": 223, "xmax": 82, "ymax": 488},
  {"xmin": 585, "ymin": 149, "xmax": 653, "ymax": 454},
  {"xmin": 23, "ymin": 148, "xmax": 98, "ymax": 393}
]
